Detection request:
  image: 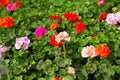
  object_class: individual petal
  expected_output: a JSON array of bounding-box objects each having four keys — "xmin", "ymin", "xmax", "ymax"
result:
[
  {"xmin": 117, "ymin": 26, "xmax": 120, "ymax": 30},
  {"xmin": 23, "ymin": 37, "xmax": 30, "ymax": 44},
  {"xmin": 22, "ymin": 43, "xmax": 29, "ymax": 50},
  {"xmin": 15, "ymin": 41, "xmax": 23, "ymax": 50},
  {"xmin": 0, "ymin": 53, "xmax": 2, "ymax": 58}
]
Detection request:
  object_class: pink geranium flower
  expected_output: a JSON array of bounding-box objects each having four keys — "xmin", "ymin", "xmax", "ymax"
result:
[
  {"xmin": 106, "ymin": 13, "xmax": 119, "ymax": 24},
  {"xmin": 68, "ymin": 66, "xmax": 75, "ymax": 74},
  {"xmin": 115, "ymin": 11, "xmax": 120, "ymax": 23},
  {"xmin": 0, "ymin": 45, "xmax": 10, "ymax": 58},
  {"xmin": 98, "ymin": 0, "xmax": 106, "ymax": 5},
  {"xmin": 6, "ymin": 1, "xmax": 22, "ymax": 11},
  {"xmin": 55, "ymin": 31, "xmax": 70, "ymax": 43},
  {"xmin": 34, "ymin": 26, "xmax": 47, "ymax": 40},
  {"xmin": 15, "ymin": 36, "xmax": 30, "ymax": 50},
  {"xmin": 81, "ymin": 45, "xmax": 97, "ymax": 58},
  {"xmin": 117, "ymin": 26, "xmax": 120, "ymax": 30}
]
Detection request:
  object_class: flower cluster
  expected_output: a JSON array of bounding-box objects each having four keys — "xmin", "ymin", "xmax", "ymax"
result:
[
  {"xmin": 106, "ymin": 11, "xmax": 120, "ymax": 24},
  {"xmin": 0, "ymin": 0, "xmax": 22, "ymax": 11},
  {"xmin": 64, "ymin": 12, "xmax": 79, "ymax": 22},
  {"xmin": 55, "ymin": 31, "xmax": 70, "ymax": 43},
  {"xmin": 0, "ymin": 45, "xmax": 10, "ymax": 58},
  {"xmin": 50, "ymin": 34, "xmax": 63, "ymax": 47},
  {"xmin": 50, "ymin": 31, "xmax": 70, "ymax": 47},
  {"xmin": 15, "ymin": 37, "xmax": 30, "ymax": 50},
  {"xmin": 95, "ymin": 44, "xmax": 111, "ymax": 58},
  {"xmin": 0, "ymin": 1, "xmax": 22, "ymax": 29},
  {"xmin": 74, "ymin": 22, "xmax": 86, "ymax": 34},
  {"xmin": 0, "ymin": 17, "xmax": 14, "ymax": 28},
  {"xmin": 81, "ymin": 45, "xmax": 97, "ymax": 58},
  {"xmin": 34, "ymin": 26, "xmax": 47, "ymax": 40},
  {"xmin": 6, "ymin": 1, "xmax": 22, "ymax": 11},
  {"xmin": 81, "ymin": 44, "xmax": 110, "ymax": 58}
]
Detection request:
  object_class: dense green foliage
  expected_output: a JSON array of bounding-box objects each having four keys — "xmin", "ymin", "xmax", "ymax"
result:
[{"xmin": 0, "ymin": 0, "xmax": 120, "ymax": 80}]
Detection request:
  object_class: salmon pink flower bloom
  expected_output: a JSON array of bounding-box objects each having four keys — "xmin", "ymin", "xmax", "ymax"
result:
[
  {"xmin": 55, "ymin": 31, "xmax": 70, "ymax": 43},
  {"xmin": 81, "ymin": 45, "xmax": 97, "ymax": 58},
  {"xmin": 95, "ymin": 44, "xmax": 110, "ymax": 58},
  {"xmin": 98, "ymin": 0, "xmax": 106, "ymax": 5},
  {"xmin": 34, "ymin": 26, "xmax": 47, "ymax": 40},
  {"xmin": 68, "ymin": 66, "xmax": 75, "ymax": 74},
  {"xmin": 6, "ymin": 1, "xmax": 22, "ymax": 11},
  {"xmin": 15, "ymin": 37, "xmax": 30, "ymax": 50},
  {"xmin": 106, "ymin": 13, "xmax": 119, "ymax": 24}
]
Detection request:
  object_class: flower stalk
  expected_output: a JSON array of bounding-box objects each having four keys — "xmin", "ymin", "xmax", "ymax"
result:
[{"xmin": 63, "ymin": 41, "xmax": 66, "ymax": 58}]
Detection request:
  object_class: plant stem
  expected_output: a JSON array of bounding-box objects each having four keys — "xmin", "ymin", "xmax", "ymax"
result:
[{"xmin": 63, "ymin": 42, "xmax": 66, "ymax": 58}]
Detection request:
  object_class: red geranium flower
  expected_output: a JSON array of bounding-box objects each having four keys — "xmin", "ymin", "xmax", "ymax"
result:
[
  {"xmin": 15, "ymin": 1, "xmax": 22, "ymax": 7},
  {"xmin": 98, "ymin": 12, "xmax": 109, "ymax": 21},
  {"xmin": 0, "ymin": 17, "xmax": 14, "ymax": 28},
  {"xmin": 92, "ymin": 34, "xmax": 98, "ymax": 37},
  {"xmin": 50, "ymin": 35, "xmax": 63, "ymax": 47},
  {"xmin": 54, "ymin": 76, "xmax": 59, "ymax": 80},
  {"xmin": 50, "ymin": 22, "xmax": 59, "ymax": 30},
  {"xmin": 95, "ymin": 44, "xmax": 111, "ymax": 58},
  {"xmin": 0, "ymin": 0, "xmax": 10, "ymax": 7},
  {"xmin": 64, "ymin": 12, "xmax": 79, "ymax": 22},
  {"xmin": 50, "ymin": 14, "xmax": 61, "ymax": 21},
  {"xmin": 74, "ymin": 22, "xmax": 86, "ymax": 34}
]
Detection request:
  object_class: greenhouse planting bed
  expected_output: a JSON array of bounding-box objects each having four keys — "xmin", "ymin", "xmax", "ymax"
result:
[{"xmin": 0, "ymin": 0, "xmax": 120, "ymax": 80}]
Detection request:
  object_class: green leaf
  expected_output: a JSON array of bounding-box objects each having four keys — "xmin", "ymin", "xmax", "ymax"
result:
[
  {"xmin": 62, "ymin": 75, "xmax": 73, "ymax": 80},
  {"xmin": 36, "ymin": 60, "xmax": 44, "ymax": 70}
]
